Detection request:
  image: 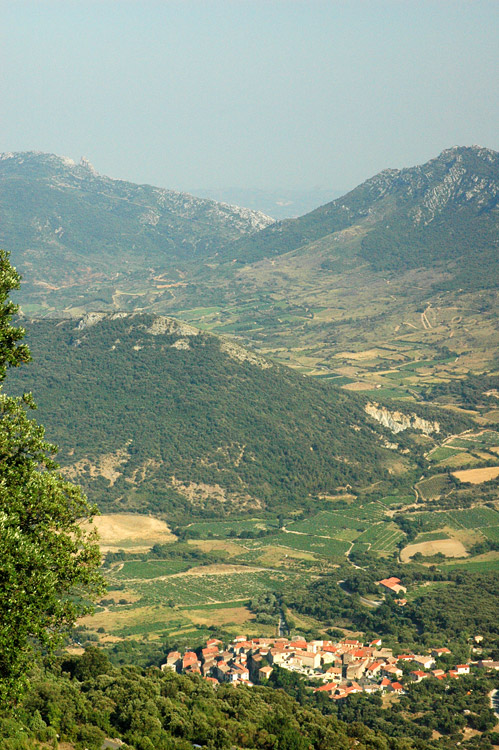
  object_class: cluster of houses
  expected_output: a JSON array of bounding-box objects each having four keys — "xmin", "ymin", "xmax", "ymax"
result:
[{"xmin": 161, "ymin": 635, "xmax": 474, "ymax": 700}]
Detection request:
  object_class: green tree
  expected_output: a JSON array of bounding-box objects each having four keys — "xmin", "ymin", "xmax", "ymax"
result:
[{"xmin": 0, "ymin": 250, "xmax": 104, "ymax": 703}]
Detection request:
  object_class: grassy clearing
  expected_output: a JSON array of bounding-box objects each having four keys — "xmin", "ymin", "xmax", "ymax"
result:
[
  {"xmin": 187, "ymin": 539, "xmax": 245, "ymax": 557},
  {"xmin": 400, "ymin": 538, "xmax": 467, "ymax": 562},
  {"xmin": 252, "ymin": 546, "xmax": 318, "ymax": 566},
  {"xmin": 438, "ymin": 452, "xmax": 482, "ymax": 469},
  {"xmin": 184, "ymin": 606, "xmax": 255, "ymax": 627}
]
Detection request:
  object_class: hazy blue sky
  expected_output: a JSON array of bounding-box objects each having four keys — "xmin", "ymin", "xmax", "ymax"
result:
[{"xmin": 1, "ymin": 0, "xmax": 498, "ymax": 192}]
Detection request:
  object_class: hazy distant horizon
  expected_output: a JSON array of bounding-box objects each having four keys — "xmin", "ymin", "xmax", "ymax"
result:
[{"xmin": 1, "ymin": 0, "xmax": 498, "ymax": 192}]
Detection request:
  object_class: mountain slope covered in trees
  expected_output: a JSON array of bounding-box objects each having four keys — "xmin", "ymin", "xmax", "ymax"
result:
[{"xmin": 4, "ymin": 312, "xmax": 429, "ymax": 520}]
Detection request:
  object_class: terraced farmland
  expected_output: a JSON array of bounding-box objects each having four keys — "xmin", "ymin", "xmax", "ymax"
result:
[
  {"xmin": 134, "ymin": 568, "xmax": 296, "ymax": 606},
  {"xmin": 447, "ymin": 507, "xmax": 499, "ymax": 529},
  {"xmin": 355, "ymin": 523, "xmax": 406, "ymax": 552}
]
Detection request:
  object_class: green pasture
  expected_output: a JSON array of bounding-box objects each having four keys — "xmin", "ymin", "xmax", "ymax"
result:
[{"xmin": 428, "ymin": 446, "xmax": 463, "ymax": 463}]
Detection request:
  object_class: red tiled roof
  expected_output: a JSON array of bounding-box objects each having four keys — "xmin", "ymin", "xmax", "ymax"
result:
[
  {"xmin": 314, "ymin": 682, "xmax": 337, "ymax": 692},
  {"xmin": 379, "ymin": 577, "xmax": 401, "ymax": 587}
]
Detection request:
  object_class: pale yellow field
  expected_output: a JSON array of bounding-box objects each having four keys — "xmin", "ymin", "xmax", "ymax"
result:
[
  {"xmin": 400, "ymin": 538, "xmax": 467, "ymax": 562},
  {"xmin": 343, "ymin": 381, "xmax": 377, "ymax": 391},
  {"xmin": 255, "ymin": 545, "xmax": 317, "ymax": 566},
  {"xmin": 452, "ymin": 466, "xmax": 499, "ymax": 484},
  {"xmin": 439, "ymin": 452, "xmax": 480, "ymax": 468},
  {"xmin": 188, "ymin": 539, "xmax": 243, "ymax": 557},
  {"xmin": 82, "ymin": 513, "xmax": 176, "ymax": 552},
  {"xmin": 185, "ymin": 606, "xmax": 255, "ymax": 627}
]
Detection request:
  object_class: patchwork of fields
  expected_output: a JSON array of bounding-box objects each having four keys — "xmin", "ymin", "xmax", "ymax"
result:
[{"xmin": 83, "ymin": 418, "xmax": 499, "ymax": 646}]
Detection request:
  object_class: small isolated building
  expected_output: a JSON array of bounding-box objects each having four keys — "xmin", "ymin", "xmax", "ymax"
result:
[{"xmin": 377, "ymin": 577, "xmax": 407, "ymax": 595}]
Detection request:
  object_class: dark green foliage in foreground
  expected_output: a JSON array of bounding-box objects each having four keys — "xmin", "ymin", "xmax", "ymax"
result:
[
  {"xmin": 288, "ymin": 571, "xmax": 499, "ymax": 654},
  {"xmin": 6, "ymin": 314, "xmax": 393, "ymax": 518},
  {"xmin": 0, "ymin": 252, "xmax": 103, "ymax": 703},
  {"xmin": 2, "ymin": 656, "xmax": 401, "ymax": 750}
]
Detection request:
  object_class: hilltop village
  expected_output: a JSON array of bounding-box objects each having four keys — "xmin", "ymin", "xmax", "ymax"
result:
[{"xmin": 161, "ymin": 633, "xmax": 481, "ymax": 701}]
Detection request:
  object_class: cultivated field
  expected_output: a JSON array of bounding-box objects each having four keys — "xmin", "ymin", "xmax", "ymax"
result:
[
  {"xmin": 400, "ymin": 539, "xmax": 467, "ymax": 562},
  {"xmin": 452, "ymin": 466, "xmax": 499, "ymax": 484},
  {"xmin": 185, "ymin": 518, "xmax": 278, "ymax": 538},
  {"xmin": 84, "ymin": 513, "xmax": 176, "ymax": 552}
]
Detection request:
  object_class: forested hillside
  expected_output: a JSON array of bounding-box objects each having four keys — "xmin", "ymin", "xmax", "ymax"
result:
[
  {"xmin": 5, "ymin": 313, "xmax": 405, "ymax": 519},
  {"xmin": 2, "ymin": 657, "xmax": 403, "ymax": 750}
]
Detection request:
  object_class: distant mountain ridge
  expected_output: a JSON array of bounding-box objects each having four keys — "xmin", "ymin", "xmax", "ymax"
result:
[
  {"xmin": 217, "ymin": 146, "xmax": 499, "ymax": 284},
  {"xmin": 0, "ymin": 151, "xmax": 273, "ymax": 306},
  {"xmin": 1, "ymin": 147, "xmax": 497, "ymax": 390}
]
